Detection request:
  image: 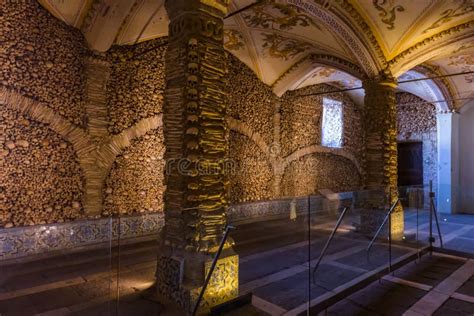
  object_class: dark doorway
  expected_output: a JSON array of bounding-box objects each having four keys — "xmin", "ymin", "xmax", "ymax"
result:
[{"xmin": 398, "ymin": 142, "xmax": 423, "ymax": 186}]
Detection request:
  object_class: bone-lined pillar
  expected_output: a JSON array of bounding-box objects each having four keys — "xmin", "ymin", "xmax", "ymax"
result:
[
  {"xmin": 156, "ymin": 0, "xmax": 237, "ymax": 313},
  {"xmin": 362, "ymin": 76, "xmax": 404, "ymax": 239}
]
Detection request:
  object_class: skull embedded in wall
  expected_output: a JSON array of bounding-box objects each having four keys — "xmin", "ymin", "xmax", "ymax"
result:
[
  {"xmin": 187, "ymin": 88, "xmax": 198, "ymax": 100},
  {"xmin": 188, "ymin": 51, "xmax": 198, "ymax": 63},
  {"xmin": 187, "ymin": 114, "xmax": 198, "ymax": 122},
  {"xmin": 187, "ymin": 101, "xmax": 198, "ymax": 112},
  {"xmin": 188, "ymin": 62, "xmax": 198, "ymax": 74},
  {"xmin": 188, "ymin": 38, "xmax": 198, "ymax": 51},
  {"xmin": 186, "ymin": 127, "xmax": 199, "ymax": 135},
  {"xmin": 187, "ymin": 75, "xmax": 198, "ymax": 88}
]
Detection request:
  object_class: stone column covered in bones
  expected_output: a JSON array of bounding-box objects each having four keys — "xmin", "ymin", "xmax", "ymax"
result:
[
  {"xmin": 156, "ymin": 0, "xmax": 238, "ymax": 313},
  {"xmin": 362, "ymin": 75, "xmax": 404, "ymax": 239}
]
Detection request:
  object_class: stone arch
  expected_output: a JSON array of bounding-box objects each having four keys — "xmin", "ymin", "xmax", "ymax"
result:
[
  {"xmin": 284, "ymin": 144, "xmax": 362, "ymax": 175},
  {"xmin": 285, "ymin": 0, "xmax": 383, "ymax": 77},
  {"xmin": 280, "ymin": 151, "xmax": 362, "ymax": 197},
  {"xmin": 389, "ymin": 23, "xmax": 473, "ymax": 77},
  {"xmin": 397, "ymin": 67, "xmax": 454, "ymax": 112},
  {"xmin": 228, "ymin": 129, "xmax": 274, "ymax": 203},
  {"xmin": 227, "ymin": 116, "xmax": 270, "ymax": 157},
  {"xmin": 0, "ymin": 87, "xmax": 93, "ymax": 157},
  {"xmin": 272, "ymin": 54, "xmax": 366, "ymax": 97},
  {"xmin": 97, "ymin": 115, "xmax": 163, "ymax": 170},
  {"xmin": 1, "ymin": 86, "xmax": 164, "ymax": 215}
]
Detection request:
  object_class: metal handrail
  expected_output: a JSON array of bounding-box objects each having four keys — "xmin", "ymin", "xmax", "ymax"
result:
[
  {"xmin": 366, "ymin": 198, "xmax": 400, "ymax": 261},
  {"xmin": 192, "ymin": 224, "xmax": 235, "ymax": 316},
  {"xmin": 429, "ymin": 181, "xmax": 443, "ymax": 249},
  {"xmin": 312, "ymin": 207, "xmax": 349, "ymax": 284}
]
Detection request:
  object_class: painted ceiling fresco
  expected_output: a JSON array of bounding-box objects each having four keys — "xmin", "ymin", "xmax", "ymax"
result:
[{"xmin": 38, "ymin": 0, "xmax": 474, "ymax": 108}]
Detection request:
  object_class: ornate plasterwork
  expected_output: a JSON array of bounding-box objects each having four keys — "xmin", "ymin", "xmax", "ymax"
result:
[
  {"xmin": 413, "ymin": 64, "xmax": 457, "ymax": 110},
  {"xmin": 287, "ymin": 0, "xmax": 381, "ymax": 76},
  {"xmin": 242, "ymin": 0, "xmax": 321, "ymax": 30},
  {"xmin": 388, "ymin": 21, "xmax": 474, "ymax": 76},
  {"xmin": 224, "ymin": 29, "xmax": 245, "ymax": 50},
  {"xmin": 31, "ymin": 0, "xmax": 474, "ymax": 112},
  {"xmin": 452, "ymin": 42, "xmax": 474, "ymax": 54},
  {"xmin": 261, "ymin": 33, "xmax": 313, "ymax": 60},
  {"xmin": 423, "ymin": 0, "xmax": 474, "ymax": 34},
  {"xmin": 311, "ymin": 67, "xmax": 338, "ymax": 78},
  {"xmin": 271, "ymin": 53, "xmax": 366, "ymax": 96},
  {"xmin": 331, "ymin": 0, "xmax": 388, "ymax": 69},
  {"xmin": 398, "ymin": 70, "xmax": 451, "ymax": 112},
  {"xmin": 448, "ymin": 54, "xmax": 474, "ymax": 83},
  {"xmin": 372, "ymin": 0, "xmax": 405, "ymax": 30},
  {"xmin": 202, "ymin": 0, "xmax": 231, "ymax": 15}
]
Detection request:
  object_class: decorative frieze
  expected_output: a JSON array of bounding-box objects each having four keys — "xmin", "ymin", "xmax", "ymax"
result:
[{"xmin": 0, "ymin": 213, "xmax": 164, "ymax": 261}]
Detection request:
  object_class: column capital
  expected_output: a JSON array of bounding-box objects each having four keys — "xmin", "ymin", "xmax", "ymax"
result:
[
  {"xmin": 363, "ymin": 71, "xmax": 398, "ymax": 89},
  {"xmin": 165, "ymin": 0, "xmax": 230, "ymax": 17}
]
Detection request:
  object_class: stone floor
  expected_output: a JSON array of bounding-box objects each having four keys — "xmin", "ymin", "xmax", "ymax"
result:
[
  {"xmin": 323, "ymin": 254, "xmax": 474, "ymax": 316},
  {"xmin": 0, "ymin": 214, "xmax": 473, "ymax": 315},
  {"xmin": 404, "ymin": 210, "xmax": 474, "ymax": 254}
]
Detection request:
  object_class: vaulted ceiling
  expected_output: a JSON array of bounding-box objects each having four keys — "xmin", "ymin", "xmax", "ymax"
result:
[{"xmin": 38, "ymin": 0, "xmax": 474, "ymax": 109}]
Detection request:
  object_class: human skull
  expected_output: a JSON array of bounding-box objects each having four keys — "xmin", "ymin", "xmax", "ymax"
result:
[
  {"xmin": 187, "ymin": 101, "xmax": 198, "ymax": 111},
  {"xmin": 187, "ymin": 88, "xmax": 198, "ymax": 100},
  {"xmin": 188, "ymin": 62, "xmax": 198, "ymax": 73},
  {"xmin": 188, "ymin": 38, "xmax": 198, "ymax": 50},
  {"xmin": 187, "ymin": 75, "xmax": 198, "ymax": 88},
  {"xmin": 188, "ymin": 51, "xmax": 198, "ymax": 62}
]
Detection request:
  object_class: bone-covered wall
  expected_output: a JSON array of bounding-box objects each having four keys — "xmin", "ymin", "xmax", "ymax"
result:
[
  {"xmin": 280, "ymin": 85, "xmax": 363, "ymax": 159},
  {"xmin": 1, "ymin": 2, "xmax": 167, "ymax": 227},
  {"xmin": 1, "ymin": 0, "xmax": 87, "ymax": 126},
  {"xmin": 279, "ymin": 84, "xmax": 364, "ymax": 197},
  {"xmin": 2, "ymin": 2, "xmax": 381, "ymax": 228},
  {"xmin": 229, "ymin": 132, "xmax": 273, "ymax": 203},
  {"xmin": 396, "ymin": 92, "xmax": 437, "ymax": 187},
  {"xmin": 227, "ymin": 55, "xmax": 363, "ymax": 201},
  {"xmin": 102, "ymin": 40, "xmax": 167, "ymax": 216},
  {"xmin": 1, "ymin": 1, "xmax": 87, "ymax": 228}
]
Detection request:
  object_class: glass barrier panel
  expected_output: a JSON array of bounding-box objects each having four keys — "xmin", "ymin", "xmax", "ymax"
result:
[
  {"xmin": 226, "ymin": 197, "xmax": 310, "ymax": 315},
  {"xmin": 113, "ymin": 212, "xmax": 161, "ymax": 315},
  {"xmin": 306, "ymin": 190, "xmax": 391, "ymax": 315},
  {"xmin": 433, "ymin": 183, "xmax": 474, "ymax": 255},
  {"xmin": 399, "ymin": 184, "xmax": 432, "ymax": 252},
  {"xmin": 0, "ymin": 217, "xmax": 113, "ymax": 315}
]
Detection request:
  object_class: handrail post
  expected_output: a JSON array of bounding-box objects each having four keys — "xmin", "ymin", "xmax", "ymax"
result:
[
  {"xmin": 312, "ymin": 207, "xmax": 348, "ymax": 284},
  {"xmin": 429, "ymin": 183, "xmax": 443, "ymax": 249},
  {"xmin": 307, "ymin": 195, "xmax": 311, "ymax": 316},
  {"xmin": 366, "ymin": 198, "xmax": 400, "ymax": 261},
  {"xmin": 388, "ymin": 208, "xmax": 392, "ymax": 273},
  {"xmin": 192, "ymin": 224, "xmax": 235, "ymax": 316},
  {"xmin": 429, "ymin": 181, "xmax": 434, "ymax": 254}
]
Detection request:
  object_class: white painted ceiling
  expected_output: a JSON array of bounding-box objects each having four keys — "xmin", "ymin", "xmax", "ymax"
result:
[{"xmin": 38, "ymin": 0, "xmax": 474, "ymax": 109}]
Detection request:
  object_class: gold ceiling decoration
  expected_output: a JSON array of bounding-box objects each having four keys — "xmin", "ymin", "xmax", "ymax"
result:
[
  {"xmin": 372, "ymin": 0, "xmax": 405, "ymax": 30},
  {"xmin": 423, "ymin": 0, "xmax": 474, "ymax": 34},
  {"xmin": 36, "ymin": 0, "xmax": 474, "ymax": 107},
  {"xmin": 261, "ymin": 33, "xmax": 313, "ymax": 60},
  {"xmin": 224, "ymin": 29, "xmax": 245, "ymax": 51},
  {"xmin": 311, "ymin": 67, "xmax": 338, "ymax": 78},
  {"xmin": 448, "ymin": 54, "xmax": 474, "ymax": 83},
  {"xmin": 451, "ymin": 42, "xmax": 474, "ymax": 54},
  {"xmin": 242, "ymin": 0, "xmax": 321, "ymax": 30}
]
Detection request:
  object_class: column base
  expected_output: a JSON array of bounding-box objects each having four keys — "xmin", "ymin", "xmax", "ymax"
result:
[
  {"xmin": 357, "ymin": 208, "xmax": 404, "ymax": 240},
  {"xmin": 155, "ymin": 248, "xmax": 239, "ymax": 315}
]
